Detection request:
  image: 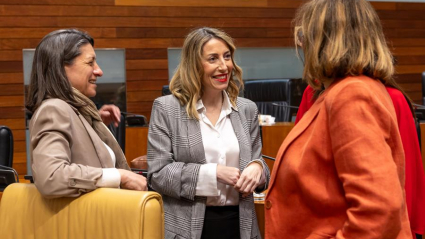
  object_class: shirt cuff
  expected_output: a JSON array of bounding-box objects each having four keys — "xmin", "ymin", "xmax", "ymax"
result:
[
  {"xmin": 248, "ymin": 160, "xmax": 266, "ymax": 186},
  {"xmin": 96, "ymin": 168, "xmax": 121, "ymax": 188},
  {"xmin": 196, "ymin": 163, "xmax": 219, "ymax": 196}
]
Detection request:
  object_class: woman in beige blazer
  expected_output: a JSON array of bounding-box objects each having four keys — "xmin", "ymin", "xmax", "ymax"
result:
[{"xmin": 26, "ymin": 29, "xmax": 147, "ymax": 198}]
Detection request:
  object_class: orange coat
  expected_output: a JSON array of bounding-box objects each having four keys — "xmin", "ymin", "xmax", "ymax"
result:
[{"xmin": 265, "ymin": 76, "xmax": 412, "ymax": 239}]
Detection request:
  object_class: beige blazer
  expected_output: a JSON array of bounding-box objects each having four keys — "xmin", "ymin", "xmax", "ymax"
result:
[{"xmin": 30, "ymin": 98, "xmax": 128, "ymax": 198}]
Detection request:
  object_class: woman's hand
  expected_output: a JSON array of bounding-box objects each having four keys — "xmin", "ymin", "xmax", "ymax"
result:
[
  {"xmin": 99, "ymin": 104, "xmax": 121, "ymax": 127},
  {"xmin": 118, "ymin": 169, "xmax": 148, "ymax": 191},
  {"xmin": 217, "ymin": 165, "xmax": 240, "ymax": 186},
  {"xmin": 234, "ymin": 163, "xmax": 263, "ymax": 197}
]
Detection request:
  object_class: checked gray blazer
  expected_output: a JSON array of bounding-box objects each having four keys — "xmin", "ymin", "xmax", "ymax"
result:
[{"xmin": 147, "ymin": 95, "xmax": 270, "ymax": 239}]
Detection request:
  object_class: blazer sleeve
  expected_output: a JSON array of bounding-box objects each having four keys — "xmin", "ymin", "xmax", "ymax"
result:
[
  {"xmin": 246, "ymin": 101, "xmax": 271, "ymax": 193},
  {"xmin": 327, "ymin": 82, "xmax": 405, "ymax": 238},
  {"xmin": 147, "ymin": 98, "xmax": 201, "ymax": 201},
  {"xmin": 30, "ymin": 102, "xmax": 103, "ymax": 199}
]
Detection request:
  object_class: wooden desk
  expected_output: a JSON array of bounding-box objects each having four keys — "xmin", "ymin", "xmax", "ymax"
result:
[
  {"xmin": 256, "ymin": 123, "xmax": 294, "ymax": 238},
  {"xmin": 261, "ymin": 122, "xmax": 294, "ymax": 171},
  {"xmin": 255, "ymin": 200, "xmax": 265, "ymax": 238}
]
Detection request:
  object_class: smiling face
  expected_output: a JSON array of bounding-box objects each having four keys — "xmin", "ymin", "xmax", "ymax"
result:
[
  {"xmin": 201, "ymin": 38, "xmax": 234, "ymax": 95},
  {"xmin": 65, "ymin": 44, "xmax": 103, "ymax": 97}
]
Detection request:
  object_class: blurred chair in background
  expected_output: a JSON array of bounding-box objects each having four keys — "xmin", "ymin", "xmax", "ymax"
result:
[
  {"xmin": 0, "ymin": 125, "xmax": 18, "ymax": 191},
  {"xmin": 0, "ymin": 125, "xmax": 13, "ymax": 167},
  {"xmin": 162, "ymin": 85, "xmax": 171, "ymax": 96},
  {"xmin": 243, "ymin": 79, "xmax": 307, "ymax": 122},
  {"xmin": 107, "ymin": 114, "xmax": 126, "ymax": 154}
]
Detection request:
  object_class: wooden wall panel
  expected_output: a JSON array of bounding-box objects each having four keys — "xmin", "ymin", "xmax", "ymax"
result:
[
  {"xmin": 0, "ymin": 84, "xmax": 24, "ymax": 96},
  {"xmin": 265, "ymin": 0, "xmax": 304, "ymax": 9},
  {"xmin": 393, "ymin": 47, "xmax": 425, "ymax": 56},
  {"xmin": 126, "ymin": 69, "xmax": 168, "ymax": 81},
  {"xmin": 0, "ymin": 17, "xmax": 292, "ymax": 28},
  {"xmin": 385, "ymin": 29, "xmax": 425, "ymax": 38},
  {"xmin": 0, "ymin": 51, "xmax": 23, "ymax": 61},
  {"xmin": 115, "ymin": 0, "xmax": 268, "ymax": 8},
  {"xmin": 396, "ymin": 56, "xmax": 425, "ymax": 65},
  {"xmin": 116, "ymin": 27, "xmax": 294, "ymax": 38},
  {"xmin": 0, "ymin": 119, "xmax": 25, "ymax": 130},
  {"xmin": 0, "ymin": 0, "xmax": 114, "ymax": 5},
  {"xmin": 0, "ymin": 1, "xmax": 424, "ymax": 175},
  {"xmin": 0, "ymin": 107, "xmax": 25, "ymax": 119},
  {"xmin": 0, "ymin": 28, "xmax": 117, "ymax": 38},
  {"xmin": 0, "ymin": 6, "xmax": 295, "ymax": 18},
  {"xmin": 126, "ymin": 59, "xmax": 168, "ymax": 70},
  {"xmin": 126, "ymin": 48, "xmax": 167, "ymax": 59},
  {"xmin": 0, "ymin": 96, "xmax": 24, "ymax": 107},
  {"xmin": 127, "ymin": 80, "xmax": 168, "ymax": 91},
  {"xmin": 397, "ymin": 65, "xmax": 425, "ymax": 74},
  {"xmin": 0, "ymin": 61, "xmax": 23, "ymax": 72},
  {"xmin": 391, "ymin": 38, "xmax": 425, "ymax": 47},
  {"xmin": 397, "ymin": 3, "xmax": 425, "ymax": 11},
  {"xmin": 0, "ymin": 73, "xmax": 23, "ymax": 84},
  {"xmin": 395, "ymin": 74, "xmax": 422, "ymax": 83},
  {"xmin": 370, "ymin": 2, "xmax": 397, "ymax": 10}
]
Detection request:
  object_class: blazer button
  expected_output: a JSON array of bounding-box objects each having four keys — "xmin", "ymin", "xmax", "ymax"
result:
[
  {"xmin": 265, "ymin": 200, "xmax": 272, "ymax": 209},
  {"xmin": 70, "ymin": 179, "xmax": 76, "ymax": 186}
]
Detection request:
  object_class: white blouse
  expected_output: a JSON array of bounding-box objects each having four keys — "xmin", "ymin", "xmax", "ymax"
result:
[
  {"xmin": 195, "ymin": 92, "xmax": 265, "ymax": 206},
  {"xmin": 95, "ymin": 142, "xmax": 121, "ymax": 188}
]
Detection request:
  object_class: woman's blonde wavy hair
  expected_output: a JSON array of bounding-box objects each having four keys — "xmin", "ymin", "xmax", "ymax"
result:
[
  {"xmin": 294, "ymin": 0, "xmax": 398, "ymax": 87},
  {"xmin": 169, "ymin": 27, "xmax": 243, "ymax": 120},
  {"xmin": 293, "ymin": 0, "xmax": 414, "ymax": 114}
]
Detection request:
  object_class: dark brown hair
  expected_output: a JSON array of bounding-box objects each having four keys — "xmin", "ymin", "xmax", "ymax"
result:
[{"xmin": 25, "ymin": 29, "xmax": 94, "ymax": 113}]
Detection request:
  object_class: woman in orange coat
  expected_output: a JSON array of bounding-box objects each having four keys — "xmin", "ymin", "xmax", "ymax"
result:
[
  {"xmin": 296, "ymin": 85, "xmax": 425, "ymax": 239},
  {"xmin": 265, "ymin": 0, "xmax": 412, "ymax": 238}
]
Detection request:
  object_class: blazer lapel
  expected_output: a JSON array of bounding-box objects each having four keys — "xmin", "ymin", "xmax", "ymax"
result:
[
  {"xmin": 184, "ymin": 110, "xmax": 207, "ymax": 165},
  {"xmin": 77, "ymin": 114, "xmax": 114, "ymax": 168},
  {"xmin": 230, "ymin": 109, "xmax": 254, "ymax": 239},
  {"xmin": 268, "ymin": 91, "xmax": 327, "ymax": 191},
  {"xmin": 230, "ymin": 110, "xmax": 251, "ymax": 171}
]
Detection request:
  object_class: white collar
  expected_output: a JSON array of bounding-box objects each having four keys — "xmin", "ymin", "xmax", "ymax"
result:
[{"xmin": 196, "ymin": 91, "xmax": 237, "ymax": 115}]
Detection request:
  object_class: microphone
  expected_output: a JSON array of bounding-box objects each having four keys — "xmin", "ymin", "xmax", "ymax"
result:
[
  {"xmin": 413, "ymin": 104, "xmax": 425, "ymax": 122},
  {"xmin": 271, "ymin": 103, "xmax": 300, "ymax": 109},
  {"xmin": 413, "ymin": 103, "xmax": 425, "ymax": 109},
  {"xmin": 262, "ymin": 155, "xmax": 276, "ymax": 161}
]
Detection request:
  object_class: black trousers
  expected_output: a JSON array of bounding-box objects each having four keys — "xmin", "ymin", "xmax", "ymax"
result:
[{"xmin": 201, "ymin": 206, "xmax": 240, "ymax": 239}]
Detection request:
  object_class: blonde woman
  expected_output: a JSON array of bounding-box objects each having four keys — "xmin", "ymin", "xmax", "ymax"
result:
[
  {"xmin": 148, "ymin": 27, "xmax": 270, "ymax": 239},
  {"xmin": 266, "ymin": 0, "xmax": 412, "ymax": 238}
]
